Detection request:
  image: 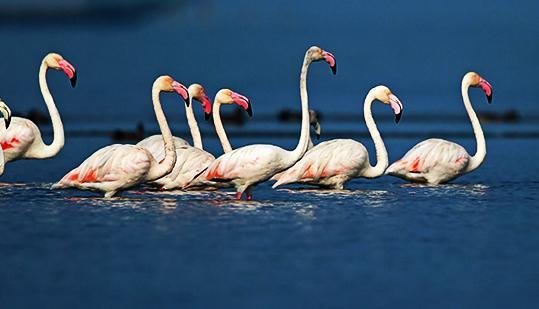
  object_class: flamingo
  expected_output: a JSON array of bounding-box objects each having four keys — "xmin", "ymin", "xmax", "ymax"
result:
[
  {"xmin": 0, "ymin": 100, "xmax": 13, "ymax": 176},
  {"xmin": 385, "ymin": 72, "xmax": 493, "ymax": 184},
  {"xmin": 272, "ymin": 85, "xmax": 403, "ymax": 190},
  {"xmin": 136, "ymin": 83, "xmax": 212, "ymax": 154},
  {"xmin": 153, "ymin": 88, "xmax": 253, "ymax": 190},
  {"xmin": 0, "ymin": 53, "xmax": 76, "ymax": 163},
  {"xmin": 205, "ymin": 46, "xmax": 336, "ymax": 200},
  {"xmin": 52, "ymin": 75, "xmax": 189, "ymax": 198}
]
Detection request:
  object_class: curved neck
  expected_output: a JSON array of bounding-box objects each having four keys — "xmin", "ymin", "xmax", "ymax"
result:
[
  {"xmin": 185, "ymin": 94, "xmax": 203, "ymax": 149},
  {"xmin": 146, "ymin": 86, "xmax": 176, "ymax": 181},
  {"xmin": 462, "ymin": 80, "xmax": 486, "ymax": 172},
  {"xmin": 290, "ymin": 54, "xmax": 312, "ymax": 161},
  {"xmin": 362, "ymin": 93, "xmax": 389, "ymax": 178},
  {"xmin": 37, "ymin": 61, "xmax": 64, "ymax": 158},
  {"xmin": 212, "ymin": 100, "xmax": 232, "ymax": 154}
]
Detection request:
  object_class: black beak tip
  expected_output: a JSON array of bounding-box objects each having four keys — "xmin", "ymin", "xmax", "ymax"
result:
[
  {"xmin": 70, "ymin": 72, "xmax": 77, "ymax": 88},
  {"xmin": 395, "ymin": 111, "xmax": 402, "ymax": 124},
  {"xmin": 331, "ymin": 65, "xmax": 337, "ymax": 75},
  {"xmin": 487, "ymin": 94, "xmax": 493, "ymax": 104},
  {"xmin": 184, "ymin": 97, "xmax": 190, "ymax": 107},
  {"xmin": 5, "ymin": 118, "xmax": 11, "ymax": 128},
  {"xmin": 246, "ymin": 104, "xmax": 253, "ymax": 117},
  {"xmin": 205, "ymin": 112, "xmax": 211, "ymax": 121}
]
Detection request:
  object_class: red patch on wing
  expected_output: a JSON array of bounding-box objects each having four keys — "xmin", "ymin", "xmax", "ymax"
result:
[
  {"xmin": 68, "ymin": 172, "xmax": 79, "ymax": 181},
  {"xmin": 1, "ymin": 137, "xmax": 20, "ymax": 150},
  {"xmin": 206, "ymin": 162, "xmax": 222, "ymax": 180},
  {"xmin": 68, "ymin": 169, "xmax": 99, "ymax": 183},
  {"xmin": 410, "ymin": 157, "xmax": 421, "ymax": 172}
]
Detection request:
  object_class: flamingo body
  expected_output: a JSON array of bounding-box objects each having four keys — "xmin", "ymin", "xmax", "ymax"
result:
[
  {"xmin": 155, "ymin": 146, "xmax": 215, "ymax": 190},
  {"xmin": 206, "ymin": 144, "xmax": 294, "ymax": 194},
  {"xmin": 385, "ymin": 138, "xmax": 470, "ymax": 184},
  {"xmin": 53, "ymin": 144, "xmax": 156, "ymax": 197},
  {"xmin": 272, "ymin": 139, "xmax": 369, "ymax": 189}
]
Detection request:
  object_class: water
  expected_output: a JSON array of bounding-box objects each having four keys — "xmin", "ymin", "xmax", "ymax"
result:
[
  {"xmin": 1, "ymin": 0, "xmax": 539, "ymax": 307},
  {"xmin": 1, "ymin": 137, "xmax": 538, "ymax": 308}
]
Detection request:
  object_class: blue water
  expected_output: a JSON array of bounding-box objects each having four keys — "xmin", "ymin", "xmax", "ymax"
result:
[
  {"xmin": 1, "ymin": 0, "xmax": 539, "ymax": 307},
  {"xmin": 1, "ymin": 137, "xmax": 538, "ymax": 308}
]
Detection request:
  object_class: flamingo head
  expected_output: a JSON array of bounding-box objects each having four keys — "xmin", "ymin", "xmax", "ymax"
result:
[
  {"xmin": 370, "ymin": 85, "xmax": 404, "ymax": 124},
  {"xmin": 307, "ymin": 46, "xmax": 337, "ymax": 75},
  {"xmin": 309, "ymin": 109, "xmax": 321, "ymax": 139},
  {"xmin": 0, "ymin": 99, "xmax": 12, "ymax": 128},
  {"xmin": 188, "ymin": 84, "xmax": 212, "ymax": 120},
  {"xmin": 44, "ymin": 53, "xmax": 77, "ymax": 88},
  {"xmin": 466, "ymin": 72, "xmax": 493, "ymax": 104},
  {"xmin": 215, "ymin": 89, "xmax": 252, "ymax": 117},
  {"xmin": 155, "ymin": 75, "xmax": 190, "ymax": 106}
]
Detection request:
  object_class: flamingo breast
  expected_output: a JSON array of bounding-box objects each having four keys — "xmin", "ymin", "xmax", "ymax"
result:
[{"xmin": 0, "ymin": 117, "xmax": 38, "ymax": 162}]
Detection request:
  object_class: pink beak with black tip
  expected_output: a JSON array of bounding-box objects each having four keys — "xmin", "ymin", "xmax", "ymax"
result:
[
  {"xmin": 389, "ymin": 94, "xmax": 403, "ymax": 124},
  {"xmin": 479, "ymin": 77, "xmax": 493, "ymax": 104},
  {"xmin": 199, "ymin": 94, "xmax": 213, "ymax": 120},
  {"xmin": 58, "ymin": 59, "xmax": 77, "ymax": 87},
  {"xmin": 322, "ymin": 51, "xmax": 337, "ymax": 75},
  {"xmin": 231, "ymin": 92, "xmax": 252, "ymax": 117},
  {"xmin": 172, "ymin": 81, "xmax": 190, "ymax": 106}
]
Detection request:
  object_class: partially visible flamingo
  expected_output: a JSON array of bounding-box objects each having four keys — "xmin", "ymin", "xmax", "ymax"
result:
[
  {"xmin": 0, "ymin": 100, "xmax": 13, "ymax": 176},
  {"xmin": 154, "ymin": 89, "xmax": 253, "ymax": 190},
  {"xmin": 53, "ymin": 76, "xmax": 189, "ymax": 198},
  {"xmin": 0, "ymin": 53, "xmax": 76, "ymax": 163},
  {"xmin": 272, "ymin": 86, "xmax": 403, "ymax": 189},
  {"xmin": 385, "ymin": 72, "xmax": 493, "ymax": 184},
  {"xmin": 205, "ymin": 46, "xmax": 336, "ymax": 200},
  {"xmin": 137, "ymin": 83, "xmax": 212, "ymax": 154}
]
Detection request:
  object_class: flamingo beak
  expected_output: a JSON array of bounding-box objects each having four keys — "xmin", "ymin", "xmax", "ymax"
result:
[
  {"xmin": 389, "ymin": 94, "xmax": 403, "ymax": 124},
  {"xmin": 172, "ymin": 81, "xmax": 190, "ymax": 106},
  {"xmin": 479, "ymin": 78, "xmax": 493, "ymax": 104},
  {"xmin": 58, "ymin": 59, "xmax": 77, "ymax": 88},
  {"xmin": 231, "ymin": 92, "xmax": 252, "ymax": 117},
  {"xmin": 322, "ymin": 51, "xmax": 337, "ymax": 75},
  {"xmin": 200, "ymin": 94, "xmax": 213, "ymax": 121},
  {"xmin": 0, "ymin": 102, "xmax": 11, "ymax": 128}
]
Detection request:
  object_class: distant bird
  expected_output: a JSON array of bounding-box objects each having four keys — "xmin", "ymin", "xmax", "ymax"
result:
[
  {"xmin": 0, "ymin": 100, "xmax": 13, "ymax": 176},
  {"xmin": 272, "ymin": 86, "xmax": 402, "ymax": 189},
  {"xmin": 205, "ymin": 46, "xmax": 336, "ymax": 200},
  {"xmin": 110, "ymin": 122, "xmax": 145, "ymax": 142},
  {"xmin": 153, "ymin": 88, "xmax": 253, "ymax": 190},
  {"xmin": 53, "ymin": 76, "xmax": 188, "ymax": 198},
  {"xmin": 385, "ymin": 72, "xmax": 493, "ymax": 184},
  {"xmin": 0, "ymin": 53, "xmax": 76, "ymax": 163}
]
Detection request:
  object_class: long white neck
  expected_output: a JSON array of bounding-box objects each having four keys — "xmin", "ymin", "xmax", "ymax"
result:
[
  {"xmin": 289, "ymin": 53, "xmax": 312, "ymax": 162},
  {"xmin": 361, "ymin": 92, "xmax": 389, "ymax": 178},
  {"xmin": 35, "ymin": 61, "xmax": 64, "ymax": 158},
  {"xmin": 0, "ymin": 123, "xmax": 5, "ymax": 175},
  {"xmin": 185, "ymin": 94, "xmax": 203, "ymax": 149},
  {"xmin": 146, "ymin": 86, "xmax": 176, "ymax": 181},
  {"xmin": 462, "ymin": 80, "xmax": 486, "ymax": 172},
  {"xmin": 212, "ymin": 100, "xmax": 232, "ymax": 154}
]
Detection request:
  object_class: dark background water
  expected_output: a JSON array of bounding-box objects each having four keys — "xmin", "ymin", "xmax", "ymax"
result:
[{"xmin": 1, "ymin": 0, "xmax": 538, "ymax": 308}]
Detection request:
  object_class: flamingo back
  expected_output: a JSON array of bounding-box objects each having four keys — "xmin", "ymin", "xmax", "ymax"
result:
[
  {"xmin": 0, "ymin": 117, "xmax": 40, "ymax": 162},
  {"xmin": 136, "ymin": 135, "xmax": 189, "ymax": 162},
  {"xmin": 386, "ymin": 138, "xmax": 470, "ymax": 184}
]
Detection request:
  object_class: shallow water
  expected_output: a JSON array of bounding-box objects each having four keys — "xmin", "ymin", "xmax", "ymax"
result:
[{"xmin": 1, "ymin": 137, "xmax": 538, "ymax": 308}]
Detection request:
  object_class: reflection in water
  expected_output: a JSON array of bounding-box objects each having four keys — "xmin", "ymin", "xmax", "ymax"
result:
[{"xmin": 402, "ymin": 183, "xmax": 489, "ymax": 198}]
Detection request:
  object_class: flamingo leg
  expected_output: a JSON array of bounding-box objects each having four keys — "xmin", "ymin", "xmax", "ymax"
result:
[
  {"xmin": 245, "ymin": 187, "xmax": 253, "ymax": 201},
  {"xmin": 235, "ymin": 192, "xmax": 243, "ymax": 200}
]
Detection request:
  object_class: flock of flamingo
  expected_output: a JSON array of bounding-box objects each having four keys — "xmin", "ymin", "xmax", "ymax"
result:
[{"xmin": 0, "ymin": 46, "xmax": 493, "ymax": 200}]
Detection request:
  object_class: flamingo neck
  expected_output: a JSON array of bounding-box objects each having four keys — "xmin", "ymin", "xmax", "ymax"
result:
[
  {"xmin": 36, "ymin": 61, "xmax": 64, "ymax": 158},
  {"xmin": 212, "ymin": 100, "xmax": 232, "ymax": 154},
  {"xmin": 185, "ymin": 94, "xmax": 203, "ymax": 150},
  {"xmin": 290, "ymin": 54, "xmax": 312, "ymax": 162},
  {"xmin": 146, "ymin": 85, "xmax": 176, "ymax": 181},
  {"xmin": 0, "ymin": 123, "xmax": 5, "ymax": 175},
  {"xmin": 362, "ymin": 93, "xmax": 389, "ymax": 178},
  {"xmin": 462, "ymin": 80, "xmax": 486, "ymax": 172}
]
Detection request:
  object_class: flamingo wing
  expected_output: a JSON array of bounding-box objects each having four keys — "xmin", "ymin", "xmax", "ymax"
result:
[
  {"xmin": 206, "ymin": 145, "xmax": 290, "ymax": 184},
  {"xmin": 0, "ymin": 117, "xmax": 38, "ymax": 161},
  {"xmin": 136, "ymin": 135, "xmax": 189, "ymax": 162},
  {"xmin": 54, "ymin": 144, "xmax": 153, "ymax": 194},
  {"xmin": 272, "ymin": 139, "xmax": 368, "ymax": 188},
  {"xmin": 155, "ymin": 146, "xmax": 215, "ymax": 189},
  {"xmin": 386, "ymin": 138, "xmax": 470, "ymax": 183}
]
